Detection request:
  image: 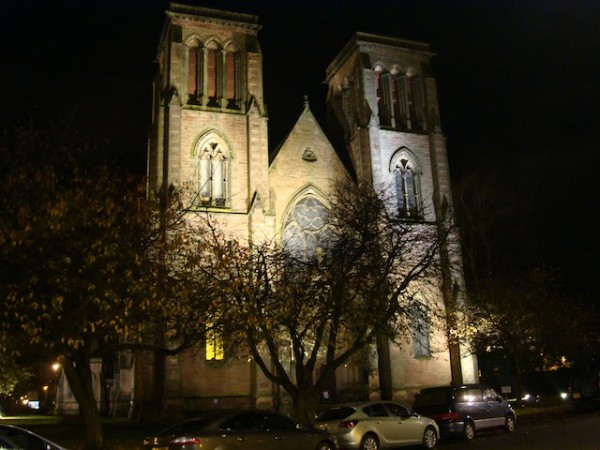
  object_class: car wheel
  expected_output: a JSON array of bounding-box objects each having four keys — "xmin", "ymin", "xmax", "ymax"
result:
[
  {"xmin": 422, "ymin": 426, "xmax": 438, "ymax": 449},
  {"xmin": 505, "ymin": 415, "xmax": 515, "ymax": 433},
  {"xmin": 315, "ymin": 441, "xmax": 334, "ymax": 450},
  {"xmin": 360, "ymin": 433, "xmax": 380, "ymax": 450},
  {"xmin": 463, "ymin": 420, "xmax": 475, "ymax": 441}
]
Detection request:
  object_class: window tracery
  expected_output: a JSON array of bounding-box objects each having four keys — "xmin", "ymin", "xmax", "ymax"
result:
[
  {"xmin": 193, "ymin": 134, "xmax": 229, "ymax": 208},
  {"xmin": 282, "ymin": 196, "xmax": 332, "ymax": 257},
  {"xmin": 391, "ymin": 149, "xmax": 422, "ymax": 219}
]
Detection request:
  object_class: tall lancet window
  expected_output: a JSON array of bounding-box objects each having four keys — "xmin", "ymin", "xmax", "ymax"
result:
[
  {"xmin": 225, "ymin": 43, "xmax": 240, "ymax": 109},
  {"xmin": 393, "ymin": 71, "xmax": 426, "ymax": 131},
  {"xmin": 412, "ymin": 312, "xmax": 431, "ymax": 357},
  {"xmin": 187, "ymin": 41, "xmax": 201, "ymax": 104},
  {"xmin": 194, "ymin": 134, "xmax": 229, "ymax": 208},
  {"xmin": 391, "ymin": 150, "xmax": 422, "ymax": 219},
  {"xmin": 206, "ymin": 41, "xmax": 220, "ymax": 107},
  {"xmin": 374, "ymin": 65, "xmax": 391, "ymax": 127}
]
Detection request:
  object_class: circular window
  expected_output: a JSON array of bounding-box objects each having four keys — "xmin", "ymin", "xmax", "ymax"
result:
[{"xmin": 283, "ymin": 197, "xmax": 331, "ymax": 255}]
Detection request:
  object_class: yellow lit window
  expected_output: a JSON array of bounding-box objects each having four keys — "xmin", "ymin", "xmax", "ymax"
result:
[{"xmin": 206, "ymin": 326, "xmax": 224, "ymax": 361}]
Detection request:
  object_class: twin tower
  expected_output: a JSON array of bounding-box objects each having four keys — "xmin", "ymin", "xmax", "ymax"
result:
[{"xmin": 143, "ymin": 2, "xmax": 477, "ymax": 414}]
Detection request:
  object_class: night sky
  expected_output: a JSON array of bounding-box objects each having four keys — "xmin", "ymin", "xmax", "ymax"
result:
[{"xmin": 1, "ymin": 0, "xmax": 599, "ymax": 294}]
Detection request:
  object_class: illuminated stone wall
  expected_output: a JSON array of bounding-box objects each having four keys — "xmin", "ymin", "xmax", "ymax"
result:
[{"xmin": 134, "ymin": 5, "xmax": 478, "ymax": 417}]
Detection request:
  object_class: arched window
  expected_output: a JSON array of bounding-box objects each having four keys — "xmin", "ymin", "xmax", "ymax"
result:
[
  {"xmin": 282, "ymin": 196, "xmax": 332, "ymax": 258},
  {"xmin": 187, "ymin": 41, "xmax": 201, "ymax": 104},
  {"xmin": 392, "ymin": 72, "xmax": 426, "ymax": 131},
  {"xmin": 391, "ymin": 149, "xmax": 422, "ymax": 219},
  {"xmin": 225, "ymin": 43, "xmax": 240, "ymax": 109},
  {"xmin": 412, "ymin": 313, "xmax": 431, "ymax": 357},
  {"xmin": 374, "ymin": 65, "xmax": 426, "ymax": 131},
  {"xmin": 374, "ymin": 65, "xmax": 391, "ymax": 127},
  {"xmin": 206, "ymin": 41, "xmax": 220, "ymax": 107},
  {"xmin": 186, "ymin": 39, "xmax": 244, "ymax": 110},
  {"xmin": 193, "ymin": 134, "xmax": 229, "ymax": 207},
  {"xmin": 206, "ymin": 321, "xmax": 224, "ymax": 360}
]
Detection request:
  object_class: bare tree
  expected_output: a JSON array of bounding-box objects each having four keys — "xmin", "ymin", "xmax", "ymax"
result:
[{"xmin": 189, "ymin": 180, "xmax": 449, "ymax": 424}]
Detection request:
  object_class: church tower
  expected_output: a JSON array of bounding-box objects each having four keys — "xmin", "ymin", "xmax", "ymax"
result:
[
  {"xmin": 326, "ymin": 33, "xmax": 479, "ymax": 393},
  {"xmin": 143, "ymin": 3, "xmax": 275, "ymax": 416},
  {"xmin": 148, "ymin": 3, "xmax": 271, "ymax": 240},
  {"xmin": 326, "ymin": 32, "xmax": 446, "ymax": 213}
]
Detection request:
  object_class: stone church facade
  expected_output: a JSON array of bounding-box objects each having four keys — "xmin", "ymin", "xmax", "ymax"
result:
[{"xmin": 55, "ymin": 3, "xmax": 478, "ymax": 417}]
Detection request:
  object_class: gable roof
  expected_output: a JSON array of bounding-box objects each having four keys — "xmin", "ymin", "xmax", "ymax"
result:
[{"xmin": 270, "ymin": 98, "xmax": 355, "ymax": 177}]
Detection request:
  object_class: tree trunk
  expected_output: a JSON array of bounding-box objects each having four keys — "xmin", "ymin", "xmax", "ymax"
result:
[
  {"xmin": 511, "ymin": 354, "xmax": 524, "ymax": 407},
  {"xmin": 79, "ymin": 394, "xmax": 104, "ymax": 450},
  {"xmin": 292, "ymin": 387, "xmax": 320, "ymax": 426},
  {"xmin": 376, "ymin": 335, "xmax": 392, "ymax": 400},
  {"xmin": 60, "ymin": 352, "xmax": 104, "ymax": 450}
]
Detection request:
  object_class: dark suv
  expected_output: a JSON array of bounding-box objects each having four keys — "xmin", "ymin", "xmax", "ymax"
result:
[{"xmin": 412, "ymin": 384, "xmax": 516, "ymax": 441}]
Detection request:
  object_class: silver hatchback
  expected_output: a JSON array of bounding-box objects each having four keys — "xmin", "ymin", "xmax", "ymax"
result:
[{"xmin": 314, "ymin": 401, "xmax": 439, "ymax": 449}]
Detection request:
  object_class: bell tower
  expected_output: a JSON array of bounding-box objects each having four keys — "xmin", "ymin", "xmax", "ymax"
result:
[
  {"xmin": 148, "ymin": 3, "xmax": 270, "ymax": 229},
  {"xmin": 143, "ymin": 4, "xmax": 274, "ymax": 417},
  {"xmin": 326, "ymin": 33, "xmax": 479, "ymax": 391}
]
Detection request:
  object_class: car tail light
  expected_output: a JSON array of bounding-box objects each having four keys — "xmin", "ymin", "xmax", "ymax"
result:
[
  {"xmin": 170, "ymin": 436, "xmax": 201, "ymax": 446},
  {"xmin": 338, "ymin": 420, "xmax": 359, "ymax": 429},
  {"xmin": 430, "ymin": 412, "xmax": 460, "ymax": 422}
]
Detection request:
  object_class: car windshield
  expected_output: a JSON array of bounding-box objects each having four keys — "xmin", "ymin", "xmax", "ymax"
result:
[{"xmin": 315, "ymin": 406, "xmax": 356, "ymax": 421}]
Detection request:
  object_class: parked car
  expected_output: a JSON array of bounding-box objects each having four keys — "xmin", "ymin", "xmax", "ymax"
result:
[
  {"xmin": 412, "ymin": 384, "xmax": 516, "ymax": 441},
  {"xmin": 313, "ymin": 400, "xmax": 439, "ymax": 449},
  {"xmin": 143, "ymin": 409, "xmax": 337, "ymax": 450},
  {"xmin": 0, "ymin": 424, "xmax": 68, "ymax": 450}
]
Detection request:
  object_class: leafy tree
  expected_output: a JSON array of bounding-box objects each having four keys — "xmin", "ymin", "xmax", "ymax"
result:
[
  {"xmin": 465, "ymin": 270, "xmax": 545, "ymax": 401},
  {"xmin": 465, "ymin": 266, "xmax": 599, "ymax": 402},
  {"xmin": 455, "ymin": 167, "xmax": 600, "ymax": 402},
  {"xmin": 191, "ymin": 181, "xmax": 449, "ymax": 424},
  {"xmin": 0, "ymin": 353, "xmax": 33, "ymax": 397},
  {"xmin": 0, "ymin": 129, "xmax": 168, "ymax": 448}
]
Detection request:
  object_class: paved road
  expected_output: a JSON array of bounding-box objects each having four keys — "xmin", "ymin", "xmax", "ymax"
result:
[{"xmin": 437, "ymin": 411, "xmax": 600, "ymax": 450}]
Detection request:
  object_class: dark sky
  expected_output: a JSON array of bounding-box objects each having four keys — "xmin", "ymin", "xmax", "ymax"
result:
[{"xmin": 1, "ymin": 0, "xmax": 599, "ymax": 292}]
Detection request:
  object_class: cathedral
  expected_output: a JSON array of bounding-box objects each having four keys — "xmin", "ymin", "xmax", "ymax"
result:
[{"xmin": 57, "ymin": 2, "xmax": 478, "ymax": 417}]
